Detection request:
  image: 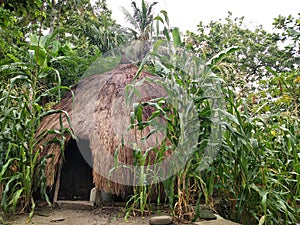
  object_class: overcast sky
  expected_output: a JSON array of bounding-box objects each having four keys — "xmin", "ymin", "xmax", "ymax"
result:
[{"xmin": 106, "ymin": 0, "xmax": 300, "ymax": 32}]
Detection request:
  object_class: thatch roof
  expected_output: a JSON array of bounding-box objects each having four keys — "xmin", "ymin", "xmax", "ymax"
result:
[{"xmin": 37, "ymin": 63, "xmax": 167, "ymax": 197}]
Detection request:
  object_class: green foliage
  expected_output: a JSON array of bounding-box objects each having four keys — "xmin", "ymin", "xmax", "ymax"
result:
[
  {"xmin": 0, "ymin": 0, "xmax": 127, "ymax": 86},
  {"xmin": 187, "ymin": 12, "xmax": 289, "ymax": 74},
  {"xmin": 183, "ymin": 12, "xmax": 299, "ymax": 224},
  {"xmin": 255, "ymin": 68, "xmax": 300, "ymax": 117},
  {"xmin": 1, "ymin": 0, "xmax": 44, "ymax": 18},
  {"xmin": 273, "ymin": 14, "xmax": 300, "ymax": 65},
  {"xmin": 0, "ymin": 32, "xmax": 74, "ymax": 220},
  {"xmin": 122, "ymin": 81, "xmax": 175, "ymax": 218},
  {"xmin": 120, "ymin": 14, "xmax": 300, "ymax": 224},
  {"xmin": 0, "ymin": 1, "xmax": 128, "ymax": 219},
  {"xmin": 120, "ymin": 37, "xmax": 226, "ymax": 221},
  {"xmin": 121, "ymin": 0, "xmax": 158, "ymax": 40},
  {"xmin": 0, "ymin": 7, "xmax": 25, "ymax": 68},
  {"xmin": 30, "ymin": 32, "xmax": 83, "ymax": 87},
  {"xmin": 171, "ymin": 28, "xmax": 182, "ymax": 47},
  {"xmin": 0, "ymin": 0, "xmax": 125, "ymax": 221},
  {"xmin": 1, "ymin": 0, "xmax": 45, "ymax": 31},
  {"xmin": 0, "ymin": 1, "xmax": 299, "ymax": 224},
  {"xmin": 47, "ymin": 0, "xmax": 127, "ymax": 53},
  {"xmin": 209, "ymin": 90, "xmax": 300, "ymax": 224}
]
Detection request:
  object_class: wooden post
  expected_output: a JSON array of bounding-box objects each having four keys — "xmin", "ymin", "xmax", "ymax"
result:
[
  {"xmin": 0, "ymin": 184, "xmax": 2, "ymax": 203},
  {"xmin": 53, "ymin": 156, "xmax": 63, "ymax": 204}
]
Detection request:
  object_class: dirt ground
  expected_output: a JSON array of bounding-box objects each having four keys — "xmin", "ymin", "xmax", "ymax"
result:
[
  {"xmin": 2, "ymin": 207, "xmax": 148, "ymax": 225},
  {"xmin": 1, "ymin": 201, "xmax": 243, "ymax": 225},
  {"xmin": 1, "ymin": 207, "xmax": 243, "ymax": 225},
  {"xmin": 1, "ymin": 206, "xmax": 195, "ymax": 225}
]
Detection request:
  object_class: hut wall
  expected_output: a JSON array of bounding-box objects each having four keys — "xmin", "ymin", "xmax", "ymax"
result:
[{"xmin": 37, "ymin": 64, "xmax": 168, "ymax": 200}]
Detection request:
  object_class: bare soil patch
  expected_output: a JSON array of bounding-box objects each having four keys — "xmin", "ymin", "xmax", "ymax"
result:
[
  {"xmin": 1, "ymin": 206, "xmax": 193, "ymax": 225},
  {"xmin": 1, "ymin": 203, "xmax": 239, "ymax": 225}
]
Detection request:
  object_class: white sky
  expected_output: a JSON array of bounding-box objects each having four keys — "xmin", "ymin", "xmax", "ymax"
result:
[{"xmin": 106, "ymin": 0, "xmax": 300, "ymax": 32}]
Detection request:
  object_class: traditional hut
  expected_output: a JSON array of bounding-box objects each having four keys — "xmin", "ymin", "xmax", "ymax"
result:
[{"xmin": 37, "ymin": 63, "xmax": 167, "ymax": 203}]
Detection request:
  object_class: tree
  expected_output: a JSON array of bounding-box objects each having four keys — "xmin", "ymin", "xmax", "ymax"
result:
[
  {"xmin": 0, "ymin": 0, "xmax": 127, "ymax": 86},
  {"xmin": 273, "ymin": 14, "xmax": 300, "ymax": 68},
  {"xmin": 186, "ymin": 12, "xmax": 289, "ymax": 77},
  {"xmin": 121, "ymin": 0, "xmax": 158, "ymax": 40},
  {"xmin": 0, "ymin": 0, "xmax": 45, "ymax": 29},
  {"xmin": 184, "ymin": 12, "xmax": 298, "ymax": 112}
]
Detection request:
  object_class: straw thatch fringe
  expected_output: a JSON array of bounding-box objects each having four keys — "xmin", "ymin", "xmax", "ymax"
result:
[{"xmin": 37, "ymin": 64, "xmax": 167, "ymax": 197}]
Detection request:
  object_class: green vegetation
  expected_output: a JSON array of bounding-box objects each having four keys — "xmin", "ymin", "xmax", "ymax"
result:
[
  {"xmin": 0, "ymin": 0, "xmax": 125, "ymax": 220},
  {"xmin": 0, "ymin": 0, "xmax": 299, "ymax": 224}
]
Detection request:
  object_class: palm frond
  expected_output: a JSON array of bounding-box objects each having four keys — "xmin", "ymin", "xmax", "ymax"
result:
[
  {"xmin": 120, "ymin": 6, "xmax": 139, "ymax": 31},
  {"xmin": 147, "ymin": 2, "xmax": 158, "ymax": 18},
  {"xmin": 121, "ymin": 0, "xmax": 158, "ymax": 40}
]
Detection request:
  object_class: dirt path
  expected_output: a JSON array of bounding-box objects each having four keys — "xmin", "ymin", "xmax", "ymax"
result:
[
  {"xmin": 3, "ymin": 207, "xmax": 155, "ymax": 225},
  {"xmin": 1, "ymin": 205, "xmax": 240, "ymax": 225}
]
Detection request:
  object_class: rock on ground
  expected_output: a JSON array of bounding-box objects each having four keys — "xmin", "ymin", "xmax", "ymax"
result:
[
  {"xmin": 149, "ymin": 215, "xmax": 173, "ymax": 225},
  {"xmin": 195, "ymin": 215, "xmax": 241, "ymax": 225}
]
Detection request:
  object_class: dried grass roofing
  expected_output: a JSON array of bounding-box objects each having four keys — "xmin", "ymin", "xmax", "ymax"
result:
[{"xmin": 37, "ymin": 63, "xmax": 167, "ymax": 197}]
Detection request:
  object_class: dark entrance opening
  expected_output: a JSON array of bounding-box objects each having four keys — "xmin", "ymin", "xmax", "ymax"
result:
[{"xmin": 58, "ymin": 139, "xmax": 94, "ymax": 200}]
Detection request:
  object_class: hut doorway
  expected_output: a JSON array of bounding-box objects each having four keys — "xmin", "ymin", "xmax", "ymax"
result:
[{"xmin": 58, "ymin": 139, "xmax": 94, "ymax": 201}]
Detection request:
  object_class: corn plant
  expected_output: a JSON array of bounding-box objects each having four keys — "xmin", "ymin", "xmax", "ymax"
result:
[
  {"xmin": 117, "ymin": 21, "xmax": 300, "ymax": 224},
  {"xmin": 119, "ymin": 96, "xmax": 173, "ymax": 219},
  {"xmin": 209, "ymin": 88, "xmax": 300, "ymax": 224},
  {"xmin": 0, "ymin": 33, "xmax": 74, "ymax": 221},
  {"xmin": 120, "ymin": 30, "xmax": 233, "ymax": 221}
]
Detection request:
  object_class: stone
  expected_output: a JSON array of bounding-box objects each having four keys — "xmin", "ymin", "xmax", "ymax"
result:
[
  {"xmin": 194, "ymin": 219, "xmax": 241, "ymax": 225},
  {"xmin": 199, "ymin": 210, "xmax": 217, "ymax": 220},
  {"xmin": 50, "ymin": 217, "xmax": 65, "ymax": 222},
  {"xmin": 149, "ymin": 215, "xmax": 173, "ymax": 225},
  {"xmin": 55, "ymin": 200, "xmax": 94, "ymax": 210}
]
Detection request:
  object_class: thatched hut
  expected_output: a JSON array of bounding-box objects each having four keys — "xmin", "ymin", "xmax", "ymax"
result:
[{"xmin": 37, "ymin": 63, "xmax": 167, "ymax": 203}]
